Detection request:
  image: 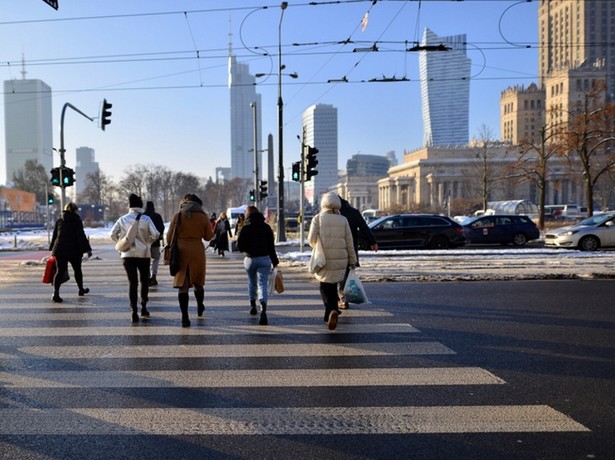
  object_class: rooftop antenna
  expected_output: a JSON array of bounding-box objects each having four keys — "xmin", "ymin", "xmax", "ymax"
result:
[{"xmin": 20, "ymin": 53, "xmax": 27, "ymax": 80}]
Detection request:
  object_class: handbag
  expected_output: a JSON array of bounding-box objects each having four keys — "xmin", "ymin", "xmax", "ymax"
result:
[
  {"xmin": 268, "ymin": 268, "xmax": 285, "ymax": 295},
  {"xmin": 167, "ymin": 213, "xmax": 182, "ymax": 276},
  {"xmin": 115, "ymin": 213, "xmax": 142, "ymax": 252},
  {"xmin": 42, "ymin": 256, "xmax": 70, "ymax": 284},
  {"xmin": 342, "ymin": 268, "xmax": 369, "ymax": 304},
  {"xmin": 309, "ymin": 236, "xmax": 326, "ymax": 273}
]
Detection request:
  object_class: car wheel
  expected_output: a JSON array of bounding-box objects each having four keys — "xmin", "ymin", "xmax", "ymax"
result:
[
  {"xmin": 578, "ymin": 235, "xmax": 599, "ymax": 251},
  {"xmin": 429, "ymin": 236, "xmax": 450, "ymax": 249},
  {"xmin": 512, "ymin": 233, "xmax": 528, "ymax": 246}
]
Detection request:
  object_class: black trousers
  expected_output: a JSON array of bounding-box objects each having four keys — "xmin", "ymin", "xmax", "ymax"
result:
[
  {"xmin": 319, "ymin": 282, "xmax": 339, "ymax": 321},
  {"xmin": 122, "ymin": 257, "xmax": 150, "ymax": 307},
  {"xmin": 54, "ymin": 256, "xmax": 84, "ymax": 292}
]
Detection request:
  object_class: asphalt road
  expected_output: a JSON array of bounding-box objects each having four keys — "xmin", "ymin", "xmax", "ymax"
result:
[{"xmin": 0, "ymin": 246, "xmax": 613, "ymax": 459}]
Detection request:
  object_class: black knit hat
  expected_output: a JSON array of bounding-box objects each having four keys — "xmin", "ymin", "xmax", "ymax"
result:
[{"xmin": 129, "ymin": 193, "xmax": 143, "ymax": 208}]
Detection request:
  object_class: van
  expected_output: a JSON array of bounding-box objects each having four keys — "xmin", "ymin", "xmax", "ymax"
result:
[
  {"xmin": 544, "ymin": 204, "xmax": 580, "ymax": 219},
  {"xmin": 226, "ymin": 205, "xmax": 248, "ymax": 228}
]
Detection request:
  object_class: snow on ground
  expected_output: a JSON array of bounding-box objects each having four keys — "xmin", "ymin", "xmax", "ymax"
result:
[{"xmin": 2, "ymin": 227, "xmax": 615, "ymax": 281}]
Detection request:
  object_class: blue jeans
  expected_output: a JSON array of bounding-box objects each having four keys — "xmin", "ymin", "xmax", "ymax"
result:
[{"xmin": 243, "ymin": 256, "xmax": 271, "ymax": 304}]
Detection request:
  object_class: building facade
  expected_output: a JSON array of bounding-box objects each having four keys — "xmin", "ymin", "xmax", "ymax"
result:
[
  {"xmin": 3, "ymin": 78, "xmax": 53, "ymax": 185},
  {"xmin": 228, "ymin": 52, "xmax": 262, "ymax": 180},
  {"xmin": 75, "ymin": 146, "xmax": 100, "ymax": 202},
  {"xmin": 538, "ymin": 0, "xmax": 615, "ymax": 96},
  {"xmin": 500, "ymin": 83, "xmax": 545, "ymax": 145},
  {"xmin": 419, "ymin": 28, "xmax": 471, "ymax": 147},
  {"xmin": 302, "ymin": 104, "xmax": 338, "ymax": 206}
]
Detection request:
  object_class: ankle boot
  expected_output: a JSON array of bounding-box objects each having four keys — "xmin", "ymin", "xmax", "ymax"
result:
[
  {"xmin": 249, "ymin": 299, "xmax": 257, "ymax": 316},
  {"xmin": 195, "ymin": 290, "xmax": 205, "ymax": 317},
  {"xmin": 131, "ymin": 304, "xmax": 139, "ymax": 323},
  {"xmin": 52, "ymin": 290, "xmax": 63, "ymax": 303},
  {"xmin": 179, "ymin": 292, "xmax": 190, "ymax": 327},
  {"xmin": 259, "ymin": 302, "xmax": 268, "ymax": 325},
  {"xmin": 141, "ymin": 300, "xmax": 150, "ymax": 318},
  {"xmin": 149, "ymin": 275, "xmax": 157, "ymax": 286}
]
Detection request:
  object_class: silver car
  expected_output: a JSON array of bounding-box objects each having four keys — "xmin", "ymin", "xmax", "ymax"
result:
[{"xmin": 544, "ymin": 212, "xmax": 615, "ymax": 251}]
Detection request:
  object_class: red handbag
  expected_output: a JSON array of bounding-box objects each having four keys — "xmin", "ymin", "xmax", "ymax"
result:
[{"xmin": 42, "ymin": 256, "xmax": 57, "ymax": 284}]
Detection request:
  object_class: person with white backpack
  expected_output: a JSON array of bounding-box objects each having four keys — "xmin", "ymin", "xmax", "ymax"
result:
[{"xmin": 110, "ymin": 194, "xmax": 160, "ymax": 323}]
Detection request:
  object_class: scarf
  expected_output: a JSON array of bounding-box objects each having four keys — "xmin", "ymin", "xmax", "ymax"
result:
[{"xmin": 180, "ymin": 200, "xmax": 203, "ymax": 219}]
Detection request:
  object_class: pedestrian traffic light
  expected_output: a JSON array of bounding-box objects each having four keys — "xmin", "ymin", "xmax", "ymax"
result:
[
  {"xmin": 61, "ymin": 167, "xmax": 75, "ymax": 187},
  {"xmin": 50, "ymin": 167, "xmax": 61, "ymax": 186},
  {"xmin": 47, "ymin": 193, "xmax": 55, "ymax": 205},
  {"xmin": 249, "ymin": 189, "xmax": 256, "ymax": 202},
  {"xmin": 259, "ymin": 180, "xmax": 268, "ymax": 200},
  {"xmin": 291, "ymin": 161, "xmax": 301, "ymax": 182},
  {"xmin": 305, "ymin": 146, "xmax": 319, "ymax": 181},
  {"xmin": 101, "ymin": 99, "xmax": 112, "ymax": 131}
]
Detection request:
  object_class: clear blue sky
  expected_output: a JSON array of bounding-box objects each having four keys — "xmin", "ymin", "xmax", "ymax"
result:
[{"xmin": 0, "ymin": 0, "xmax": 537, "ymax": 184}]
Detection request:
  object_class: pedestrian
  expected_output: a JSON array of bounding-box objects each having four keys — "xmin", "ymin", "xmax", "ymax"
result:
[
  {"xmin": 49, "ymin": 202, "xmax": 93, "ymax": 303},
  {"xmin": 234, "ymin": 213, "xmax": 246, "ymax": 237},
  {"xmin": 144, "ymin": 201, "xmax": 165, "ymax": 286},
  {"xmin": 337, "ymin": 196, "xmax": 378, "ymax": 309},
  {"xmin": 166, "ymin": 193, "xmax": 214, "ymax": 327},
  {"xmin": 213, "ymin": 212, "xmax": 232, "ymax": 257},
  {"xmin": 236, "ymin": 205, "xmax": 279, "ymax": 326},
  {"xmin": 307, "ymin": 192, "xmax": 357, "ymax": 330},
  {"xmin": 110, "ymin": 193, "xmax": 160, "ymax": 323}
]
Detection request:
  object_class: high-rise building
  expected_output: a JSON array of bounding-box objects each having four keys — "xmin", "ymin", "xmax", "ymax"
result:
[
  {"xmin": 75, "ymin": 146, "xmax": 99, "ymax": 202},
  {"xmin": 228, "ymin": 51, "xmax": 262, "ymax": 180},
  {"xmin": 346, "ymin": 154, "xmax": 390, "ymax": 177},
  {"xmin": 500, "ymin": 83, "xmax": 545, "ymax": 145},
  {"xmin": 302, "ymin": 104, "xmax": 338, "ymax": 206},
  {"xmin": 538, "ymin": 0, "xmax": 615, "ymax": 96},
  {"xmin": 3, "ymin": 78, "xmax": 53, "ymax": 185},
  {"xmin": 419, "ymin": 28, "xmax": 471, "ymax": 147}
]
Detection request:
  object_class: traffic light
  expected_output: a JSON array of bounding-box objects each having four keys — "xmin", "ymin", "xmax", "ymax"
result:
[
  {"xmin": 249, "ymin": 189, "xmax": 256, "ymax": 202},
  {"xmin": 50, "ymin": 167, "xmax": 61, "ymax": 186},
  {"xmin": 259, "ymin": 180, "xmax": 268, "ymax": 200},
  {"xmin": 305, "ymin": 146, "xmax": 319, "ymax": 181},
  {"xmin": 101, "ymin": 99, "xmax": 112, "ymax": 131},
  {"xmin": 61, "ymin": 167, "xmax": 75, "ymax": 187},
  {"xmin": 47, "ymin": 193, "xmax": 55, "ymax": 205},
  {"xmin": 291, "ymin": 161, "xmax": 301, "ymax": 182}
]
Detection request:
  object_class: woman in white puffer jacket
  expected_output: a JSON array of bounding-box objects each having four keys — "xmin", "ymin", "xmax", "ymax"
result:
[{"xmin": 308, "ymin": 192, "xmax": 357, "ymax": 330}]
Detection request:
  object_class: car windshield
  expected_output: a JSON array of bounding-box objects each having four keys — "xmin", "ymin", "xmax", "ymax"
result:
[
  {"xmin": 368, "ymin": 216, "xmax": 389, "ymax": 229},
  {"xmin": 578, "ymin": 213, "xmax": 614, "ymax": 226}
]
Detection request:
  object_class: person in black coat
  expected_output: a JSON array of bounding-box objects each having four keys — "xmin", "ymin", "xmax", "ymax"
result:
[
  {"xmin": 144, "ymin": 201, "xmax": 165, "ymax": 286},
  {"xmin": 337, "ymin": 196, "xmax": 378, "ymax": 309},
  {"xmin": 214, "ymin": 213, "xmax": 232, "ymax": 257},
  {"xmin": 236, "ymin": 205, "xmax": 279, "ymax": 325},
  {"xmin": 49, "ymin": 202, "xmax": 92, "ymax": 303}
]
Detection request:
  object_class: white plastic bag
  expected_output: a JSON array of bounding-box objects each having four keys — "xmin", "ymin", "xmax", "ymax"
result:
[
  {"xmin": 267, "ymin": 268, "xmax": 284, "ymax": 295},
  {"xmin": 309, "ymin": 237, "xmax": 326, "ymax": 273},
  {"xmin": 342, "ymin": 268, "xmax": 369, "ymax": 304}
]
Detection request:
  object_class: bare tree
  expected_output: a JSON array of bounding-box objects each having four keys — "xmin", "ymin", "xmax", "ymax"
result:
[
  {"xmin": 11, "ymin": 159, "xmax": 50, "ymax": 204},
  {"xmin": 467, "ymin": 124, "xmax": 501, "ymax": 211}
]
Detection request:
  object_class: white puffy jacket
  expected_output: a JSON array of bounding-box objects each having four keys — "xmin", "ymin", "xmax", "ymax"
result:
[{"xmin": 110, "ymin": 208, "xmax": 160, "ymax": 258}]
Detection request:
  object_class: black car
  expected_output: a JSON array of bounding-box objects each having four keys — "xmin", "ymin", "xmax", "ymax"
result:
[
  {"xmin": 360, "ymin": 214, "xmax": 466, "ymax": 250},
  {"xmin": 463, "ymin": 214, "xmax": 540, "ymax": 246}
]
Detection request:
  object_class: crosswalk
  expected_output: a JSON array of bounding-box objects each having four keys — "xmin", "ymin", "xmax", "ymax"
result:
[{"xmin": 0, "ymin": 247, "xmax": 589, "ymax": 447}]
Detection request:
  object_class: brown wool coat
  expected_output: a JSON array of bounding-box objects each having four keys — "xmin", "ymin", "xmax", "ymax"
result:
[{"xmin": 167, "ymin": 210, "xmax": 214, "ymax": 288}]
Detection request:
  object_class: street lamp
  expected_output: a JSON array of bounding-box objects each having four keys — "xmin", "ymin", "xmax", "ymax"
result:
[{"xmin": 277, "ymin": 1, "xmax": 288, "ymax": 242}]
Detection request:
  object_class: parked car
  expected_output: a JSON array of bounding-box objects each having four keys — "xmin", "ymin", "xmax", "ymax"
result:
[
  {"xmin": 544, "ymin": 212, "xmax": 615, "ymax": 251},
  {"xmin": 359, "ymin": 214, "xmax": 466, "ymax": 250},
  {"xmin": 462, "ymin": 214, "xmax": 540, "ymax": 246}
]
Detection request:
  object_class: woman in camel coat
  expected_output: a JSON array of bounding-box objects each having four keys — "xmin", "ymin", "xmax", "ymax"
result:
[{"xmin": 166, "ymin": 194, "xmax": 214, "ymax": 327}]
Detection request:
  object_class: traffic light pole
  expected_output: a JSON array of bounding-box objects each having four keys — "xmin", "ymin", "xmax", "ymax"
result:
[
  {"xmin": 58, "ymin": 103, "xmax": 94, "ymax": 209},
  {"xmin": 299, "ymin": 142, "xmax": 306, "ymax": 252},
  {"xmin": 251, "ymin": 102, "xmax": 259, "ymax": 203}
]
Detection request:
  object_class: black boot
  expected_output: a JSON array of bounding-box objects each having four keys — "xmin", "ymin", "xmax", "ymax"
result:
[
  {"xmin": 52, "ymin": 289, "xmax": 63, "ymax": 303},
  {"xmin": 195, "ymin": 290, "xmax": 205, "ymax": 317},
  {"xmin": 141, "ymin": 300, "xmax": 150, "ymax": 318},
  {"xmin": 149, "ymin": 275, "xmax": 157, "ymax": 286},
  {"xmin": 179, "ymin": 292, "xmax": 190, "ymax": 327},
  {"xmin": 249, "ymin": 299, "xmax": 257, "ymax": 316},
  {"xmin": 131, "ymin": 304, "xmax": 139, "ymax": 323},
  {"xmin": 259, "ymin": 302, "xmax": 268, "ymax": 326}
]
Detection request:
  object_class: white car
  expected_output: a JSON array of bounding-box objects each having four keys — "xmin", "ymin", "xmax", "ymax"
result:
[{"xmin": 545, "ymin": 212, "xmax": 615, "ymax": 251}]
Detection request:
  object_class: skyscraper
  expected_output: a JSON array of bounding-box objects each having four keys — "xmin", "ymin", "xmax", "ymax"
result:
[
  {"xmin": 3, "ymin": 78, "xmax": 53, "ymax": 185},
  {"xmin": 538, "ymin": 0, "xmax": 615, "ymax": 95},
  {"xmin": 228, "ymin": 51, "xmax": 262, "ymax": 180},
  {"xmin": 419, "ymin": 28, "xmax": 471, "ymax": 147},
  {"xmin": 302, "ymin": 104, "xmax": 338, "ymax": 206},
  {"xmin": 75, "ymin": 146, "xmax": 99, "ymax": 201}
]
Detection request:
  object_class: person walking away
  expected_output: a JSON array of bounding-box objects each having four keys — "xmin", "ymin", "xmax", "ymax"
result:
[
  {"xmin": 111, "ymin": 194, "xmax": 160, "ymax": 323},
  {"xmin": 144, "ymin": 201, "xmax": 165, "ymax": 286},
  {"xmin": 308, "ymin": 192, "xmax": 357, "ymax": 330},
  {"xmin": 166, "ymin": 194, "xmax": 214, "ymax": 327},
  {"xmin": 236, "ymin": 205, "xmax": 279, "ymax": 326},
  {"xmin": 214, "ymin": 212, "xmax": 232, "ymax": 257},
  {"xmin": 232, "ymin": 212, "xmax": 245, "ymax": 252},
  {"xmin": 49, "ymin": 202, "xmax": 93, "ymax": 303},
  {"xmin": 338, "ymin": 196, "xmax": 378, "ymax": 309}
]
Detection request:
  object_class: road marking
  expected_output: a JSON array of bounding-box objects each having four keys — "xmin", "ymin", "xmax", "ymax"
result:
[{"xmin": 0, "ymin": 406, "xmax": 589, "ymax": 435}]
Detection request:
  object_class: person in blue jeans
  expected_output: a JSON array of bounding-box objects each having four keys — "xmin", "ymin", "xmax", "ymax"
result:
[{"xmin": 236, "ymin": 205, "xmax": 279, "ymax": 325}]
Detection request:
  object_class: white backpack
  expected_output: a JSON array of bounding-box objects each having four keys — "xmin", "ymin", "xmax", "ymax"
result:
[{"xmin": 115, "ymin": 213, "xmax": 142, "ymax": 252}]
